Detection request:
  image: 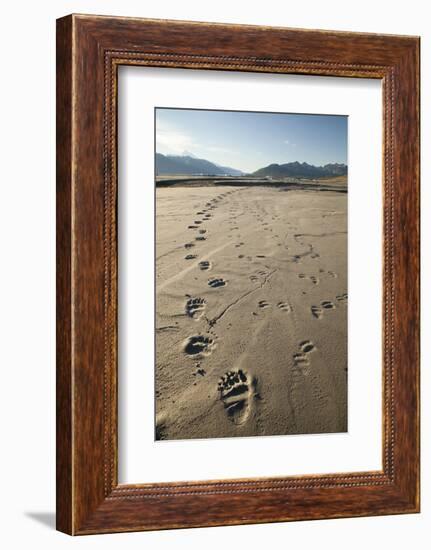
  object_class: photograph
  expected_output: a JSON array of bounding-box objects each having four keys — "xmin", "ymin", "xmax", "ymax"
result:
[
  {"xmin": 0, "ymin": 1, "xmax": 423, "ymax": 543},
  {"xmin": 155, "ymin": 107, "xmax": 348, "ymax": 440}
]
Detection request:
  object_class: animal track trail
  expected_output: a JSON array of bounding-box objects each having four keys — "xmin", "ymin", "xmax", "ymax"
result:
[
  {"xmin": 311, "ymin": 305, "xmax": 323, "ymax": 319},
  {"xmin": 217, "ymin": 369, "xmax": 255, "ymax": 425},
  {"xmin": 249, "ymin": 269, "xmax": 268, "ymax": 283},
  {"xmin": 185, "ymin": 297, "xmax": 206, "ymax": 319},
  {"xmin": 300, "ymin": 340, "xmax": 315, "ymax": 353},
  {"xmin": 193, "ymin": 366, "xmax": 206, "ymax": 378},
  {"xmin": 208, "ymin": 277, "xmax": 226, "ymax": 288},
  {"xmin": 298, "ymin": 273, "xmax": 320, "ymax": 285},
  {"xmin": 336, "ymin": 293, "xmax": 348, "ymax": 305},
  {"xmin": 198, "ymin": 260, "xmax": 211, "ymax": 271},
  {"xmin": 184, "ymin": 335, "xmax": 215, "ymax": 356},
  {"xmin": 311, "ymin": 300, "xmax": 336, "ymax": 319},
  {"xmin": 293, "ymin": 340, "xmax": 316, "ymax": 373}
]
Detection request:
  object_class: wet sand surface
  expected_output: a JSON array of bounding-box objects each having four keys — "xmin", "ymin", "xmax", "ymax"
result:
[{"xmin": 155, "ymin": 185, "xmax": 347, "ymax": 440}]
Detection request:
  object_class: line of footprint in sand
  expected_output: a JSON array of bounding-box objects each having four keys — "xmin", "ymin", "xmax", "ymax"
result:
[
  {"xmin": 182, "ymin": 311, "xmax": 258, "ymax": 425},
  {"xmin": 179, "ymin": 190, "xmax": 258, "ymax": 425},
  {"xmin": 297, "ymin": 269, "xmax": 338, "ymax": 287},
  {"xmin": 182, "ymin": 192, "xmax": 230, "ymax": 379},
  {"xmin": 293, "ymin": 340, "xmax": 316, "ymax": 375},
  {"xmin": 238, "ymin": 200, "xmax": 344, "ymax": 273},
  {"xmin": 183, "ymin": 310, "xmax": 258, "ymax": 425},
  {"xmin": 183, "ymin": 191, "xmax": 235, "ymax": 258},
  {"xmin": 217, "ymin": 369, "xmax": 258, "ymax": 424},
  {"xmin": 182, "ymin": 289, "xmax": 294, "ymax": 425},
  {"xmin": 311, "ymin": 292, "xmax": 348, "ymax": 319},
  {"xmin": 288, "ymin": 291, "xmax": 347, "ymax": 387},
  {"xmin": 180, "ymin": 190, "xmax": 290, "ymax": 426},
  {"xmin": 255, "ymin": 299, "xmax": 292, "ymax": 314},
  {"xmin": 209, "ymin": 205, "xmax": 318, "ymax": 423}
]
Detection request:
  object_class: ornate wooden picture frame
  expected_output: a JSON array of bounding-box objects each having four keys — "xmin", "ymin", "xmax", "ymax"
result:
[{"xmin": 56, "ymin": 14, "xmax": 420, "ymax": 534}]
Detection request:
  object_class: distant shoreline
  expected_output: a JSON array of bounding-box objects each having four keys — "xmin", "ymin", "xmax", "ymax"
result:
[{"xmin": 155, "ymin": 175, "xmax": 347, "ymax": 193}]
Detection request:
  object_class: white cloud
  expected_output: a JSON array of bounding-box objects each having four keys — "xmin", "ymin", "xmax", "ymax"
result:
[
  {"xmin": 156, "ymin": 121, "xmax": 195, "ymax": 155},
  {"xmin": 155, "ymin": 121, "xmax": 239, "ymax": 160}
]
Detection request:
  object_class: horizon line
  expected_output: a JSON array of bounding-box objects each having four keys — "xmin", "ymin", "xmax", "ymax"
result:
[{"xmin": 156, "ymin": 150, "xmax": 348, "ymax": 173}]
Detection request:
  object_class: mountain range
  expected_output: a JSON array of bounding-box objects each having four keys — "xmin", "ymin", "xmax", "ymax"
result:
[
  {"xmin": 156, "ymin": 153, "xmax": 347, "ymax": 179},
  {"xmin": 156, "ymin": 153, "xmax": 244, "ymax": 176},
  {"xmin": 252, "ymin": 161, "xmax": 347, "ymax": 179}
]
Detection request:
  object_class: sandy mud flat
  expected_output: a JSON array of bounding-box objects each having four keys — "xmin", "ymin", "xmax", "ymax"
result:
[{"xmin": 155, "ymin": 184, "xmax": 347, "ymax": 440}]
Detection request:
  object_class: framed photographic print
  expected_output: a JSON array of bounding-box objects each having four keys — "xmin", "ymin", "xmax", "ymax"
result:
[{"xmin": 56, "ymin": 14, "xmax": 420, "ymax": 534}]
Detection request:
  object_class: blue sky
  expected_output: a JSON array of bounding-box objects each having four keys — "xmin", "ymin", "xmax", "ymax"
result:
[{"xmin": 155, "ymin": 108, "xmax": 347, "ymax": 173}]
